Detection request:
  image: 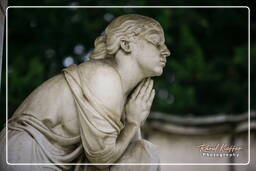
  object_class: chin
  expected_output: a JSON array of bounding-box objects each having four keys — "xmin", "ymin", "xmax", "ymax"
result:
[{"xmin": 151, "ymin": 67, "xmax": 163, "ymax": 77}]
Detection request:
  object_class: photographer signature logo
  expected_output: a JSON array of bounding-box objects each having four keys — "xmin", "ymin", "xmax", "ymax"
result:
[{"xmin": 196, "ymin": 144, "xmax": 243, "ymax": 158}]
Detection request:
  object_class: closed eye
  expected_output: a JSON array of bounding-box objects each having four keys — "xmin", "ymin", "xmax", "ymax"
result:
[{"xmin": 145, "ymin": 34, "xmax": 161, "ymax": 47}]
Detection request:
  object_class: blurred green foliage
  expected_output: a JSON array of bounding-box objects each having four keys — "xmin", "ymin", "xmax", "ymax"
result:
[{"xmin": 0, "ymin": 5, "xmax": 255, "ymax": 129}]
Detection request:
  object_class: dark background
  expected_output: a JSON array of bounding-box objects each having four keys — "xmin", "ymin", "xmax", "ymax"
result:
[{"xmin": 0, "ymin": 1, "xmax": 255, "ymax": 129}]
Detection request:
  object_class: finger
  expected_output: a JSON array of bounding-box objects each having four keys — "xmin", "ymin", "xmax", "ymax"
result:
[
  {"xmin": 131, "ymin": 79, "xmax": 146, "ymax": 99},
  {"xmin": 141, "ymin": 107, "xmax": 152, "ymax": 126},
  {"xmin": 136, "ymin": 78, "xmax": 148, "ymax": 99},
  {"xmin": 141, "ymin": 112, "xmax": 150, "ymax": 126},
  {"xmin": 138, "ymin": 78, "xmax": 150, "ymax": 99},
  {"xmin": 147, "ymin": 89, "xmax": 155, "ymax": 105},
  {"xmin": 143, "ymin": 79, "xmax": 154, "ymax": 101}
]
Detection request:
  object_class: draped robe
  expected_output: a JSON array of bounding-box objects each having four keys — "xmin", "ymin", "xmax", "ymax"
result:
[{"xmin": 0, "ymin": 62, "xmax": 160, "ymax": 171}]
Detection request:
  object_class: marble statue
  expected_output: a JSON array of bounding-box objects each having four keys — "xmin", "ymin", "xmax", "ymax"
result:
[{"xmin": 0, "ymin": 14, "xmax": 170, "ymax": 171}]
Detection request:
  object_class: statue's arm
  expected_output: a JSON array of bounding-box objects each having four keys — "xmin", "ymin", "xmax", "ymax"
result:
[
  {"xmin": 108, "ymin": 78, "xmax": 155, "ymax": 164},
  {"xmin": 84, "ymin": 67, "xmax": 154, "ymax": 168},
  {"xmin": 101, "ymin": 79, "xmax": 154, "ymax": 168}
]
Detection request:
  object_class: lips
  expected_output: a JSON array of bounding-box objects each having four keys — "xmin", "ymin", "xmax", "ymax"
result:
[{"xmin": 160, "ymin": 60, "xmax": 166, "ymax": 66}]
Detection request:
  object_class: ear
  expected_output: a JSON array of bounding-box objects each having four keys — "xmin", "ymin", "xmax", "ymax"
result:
[{"xmin": 120, "ymin": 39, "xmax": 131, "ymax": 53}]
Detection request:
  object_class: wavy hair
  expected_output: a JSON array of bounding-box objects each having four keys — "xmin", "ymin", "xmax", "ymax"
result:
[{"xmin": 90, "ymin": 14, "xmax": 162, "ymax": 60}]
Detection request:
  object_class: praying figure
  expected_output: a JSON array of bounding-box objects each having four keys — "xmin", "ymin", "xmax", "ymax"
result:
[{"xmin": 0, "ymin": 14, "xmax": 170, "ymax": 171}]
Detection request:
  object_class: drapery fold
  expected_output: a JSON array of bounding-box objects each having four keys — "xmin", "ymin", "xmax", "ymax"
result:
[
  {"xmin": 1, "ymin": 63, "xmax": 125, "ymax": 170},
  {"xmin": 63, "ymin": 64, "xmax": 124, "ymax": 164}
]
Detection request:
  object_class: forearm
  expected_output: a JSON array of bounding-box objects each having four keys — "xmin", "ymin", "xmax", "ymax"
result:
[
  {"xmin": 112, "ymin": 122, "xmax": 139, "ymax": 161},
  {"xmin": 92, "ymin": 122, "xmax": 138, "ymax": 169},
  {"xmin": 132, "ymin": 127, "xmax": 142, "ymax": 140}
]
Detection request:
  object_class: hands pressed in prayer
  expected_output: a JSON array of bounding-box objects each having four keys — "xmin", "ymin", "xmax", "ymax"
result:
[{"xmin": 125, "ymin": 78, "xmax": 155, "ymax": 127}]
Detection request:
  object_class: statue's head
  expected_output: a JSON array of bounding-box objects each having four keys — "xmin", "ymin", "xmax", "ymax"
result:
[{"xmin": 91, "ymin": 14, "xmax": 170, "ymax": 76}]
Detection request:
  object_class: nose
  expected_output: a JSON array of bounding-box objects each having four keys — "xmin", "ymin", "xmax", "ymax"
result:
[{"xmin": 161, "ymin": 44, "xmax": 171, "ymax": 58}]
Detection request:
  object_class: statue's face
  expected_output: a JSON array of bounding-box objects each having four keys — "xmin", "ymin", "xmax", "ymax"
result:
[{"xmin": 133, "ymin": 27, "xmax": 170, "ymax": 77}]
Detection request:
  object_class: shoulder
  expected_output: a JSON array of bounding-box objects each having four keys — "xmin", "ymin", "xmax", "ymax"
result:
[{"xmin": 79, "ymin": 60, "xmax": 125, "ymax": 115}]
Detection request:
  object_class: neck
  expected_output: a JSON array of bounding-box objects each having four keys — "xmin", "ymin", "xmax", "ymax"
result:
[{"xmin": 113, "ymin": 51, "xmax": 146, "ymax": 96}]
